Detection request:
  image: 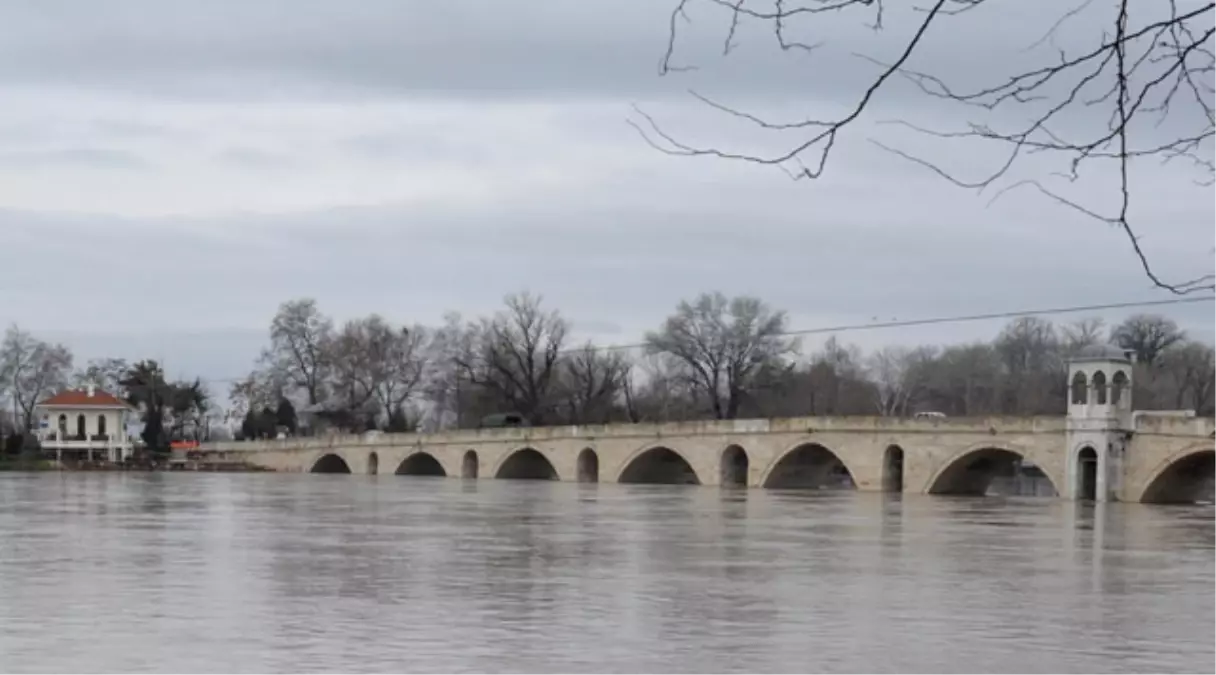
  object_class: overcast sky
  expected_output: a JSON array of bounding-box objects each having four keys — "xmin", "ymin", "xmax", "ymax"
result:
[{"xmin": 0, "ymin": 0, "xmax": 1211, "ymax": 390}]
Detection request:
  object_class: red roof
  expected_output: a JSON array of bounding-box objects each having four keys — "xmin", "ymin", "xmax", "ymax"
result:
[{"xmin": 38, "ymin": 388, "xmax": 129, "ymax": 408}]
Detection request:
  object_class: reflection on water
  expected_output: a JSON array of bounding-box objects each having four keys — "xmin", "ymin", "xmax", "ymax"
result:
[{"xmin": 0, "ymin": 474, "xmax": 1211, "ymax": 673}]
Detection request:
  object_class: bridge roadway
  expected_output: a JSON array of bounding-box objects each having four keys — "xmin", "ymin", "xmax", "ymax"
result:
[{"xmin": 200, "ymin": 413, "xmax": 1215, "ymax": 503}]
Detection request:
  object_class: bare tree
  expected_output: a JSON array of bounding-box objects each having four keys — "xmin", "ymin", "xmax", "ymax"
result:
[
  {"xmin": 263, "ymin": 298, "xmax": 333, "ymax": 405},
  {"xmin": 359, "ymin": 316, "xmax": 430, "ymax": 421},
  {"xmin": 419, "ymin": 312, "xmax": 471, "ymax": 431},
  {"xmin": 228, "ymin": 370, "xmax": 285, "ymax": 429},
  {"xmin": 994, "ymin": 317, "xmax": 1063, "ymax": 413},
  {"xmin": 73, "ymin": 357, "xmax": 130, "ymax": 396},
  {"xmin": 1111, "ymin": 313, "xmax": 1186, "ymax": 364},
  {"xmin": 455, "ymin": 292, "xmax": 569, "ymax": 424},
  {"xmin": 0, "ymin": 325, "xmax": 73, "ymax": 430},
  {"xmin": 325, "ymin": 317, "xmax": 383, "ymax": 420},
  {"xmin": 621, "ymin": 352, "xmax": 703, "ymax": 422},
  {"xmin": 805, "ymin": 336, "xmax": 873, "ymax": 415},
  {"xmin": 635, "ymin": 0, "xmax": 1214, "ymax": 294},
  {"xmin": 1153, "ymin": 340, "xmax": 1215, "ymax": 412},
  {"xmin": 558, "ymin": 343, "xmax": 632, "ymax": 424},
  {"xmin": 914, "ymin": 342, "xmax": 1003, "ymax": 416},
  {"xmin": 1059, "ymin": 317, "xmax": 1107, "ymax": 356},
  {"xmin": 646, "ymin": 292, "xmax": 798, "ymax": 419},
  {"xmin": 867, "ymin": 346, "xmax": 931, "ymax": 417}
]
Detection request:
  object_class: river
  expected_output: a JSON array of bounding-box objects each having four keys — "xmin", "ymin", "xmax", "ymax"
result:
[{"xmin": 0, "ymin": 473, "xmax": 1211, "ymax": 673}]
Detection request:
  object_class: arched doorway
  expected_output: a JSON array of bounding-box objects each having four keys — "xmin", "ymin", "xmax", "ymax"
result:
[
  {"xmin": 883, "ymin": 445, "xmax": 904, "ymax": 492},
  {"xmin": 1076, "ymin": 446, "xmax": 1098, "ymax": 501},
  {"xmin": 762, "ymin": 443, "xmax": 855, "ymax": 490},
  {"xmin": 395, "ymin": 453, "xmax": 446, "ymax": 477},
  {"xmin": 97, "ymin": 415, "xmax": 107, "ymax": 437},
  {"xmin": 577, "ymin": 448, "xmax": 599, "ymax": 483},
  {"xmin": 928, "ymin": 447, "xmax": 1059, "ymax": 497},
  {"xmin": 76, "ymin": 414, "xmax": 86, "ymax": 439},
  {"xmin": 311, "ymin": 454, "xmax": 352, "ymax": 474},
  {"xmin": 462, "ymin": 450, "xmax": 479, "ymax": 479},
  {"xmin": 618, "ymin": 446, "xmax": 700, "ymax": 485},
  {"xmin": 720, "ymin": 445, "xmax": 748, "ymax": 487},
  {"xmin": 1139, "ymin": 448, "xmax": 1215, "ymax": 504},
  {"xmin": 495, "ymin": 448, "xmax": 558, "ymax": 480},
  {"xmin": 367, "ymin": 451, "xmax": 379, "ymax": 475}
]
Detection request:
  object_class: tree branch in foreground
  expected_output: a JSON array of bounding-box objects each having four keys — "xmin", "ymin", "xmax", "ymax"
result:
[{"xmin": 632, "ymin": 0, "xmax": 1215, "ymax": 295}]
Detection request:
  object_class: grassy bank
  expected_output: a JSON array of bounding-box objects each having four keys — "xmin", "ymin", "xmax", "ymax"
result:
[{"xmin": 0, "ymin": 457, "xmax": 57, "ymax": 471}]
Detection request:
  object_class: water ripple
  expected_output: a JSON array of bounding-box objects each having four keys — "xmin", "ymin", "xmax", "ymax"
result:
[{"xmin": 0, "ymin": 474, "xmax": 1211, "ymax": 673}]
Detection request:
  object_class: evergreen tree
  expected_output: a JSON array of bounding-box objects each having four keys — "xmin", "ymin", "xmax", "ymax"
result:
[
  {"xmin": 275, "ymin": 398, "xmax": 298, "ymax": 436},
  {"xmin": 240, "ymin": 409, "xmax": 257, "ymax": 440},
  {"xmin": 386, "ymin": 405, "xmax": 411, "ymax": 433},
  {"xmin": 258, "ymin": 406, "xmax": 278, "ymax": 438}
]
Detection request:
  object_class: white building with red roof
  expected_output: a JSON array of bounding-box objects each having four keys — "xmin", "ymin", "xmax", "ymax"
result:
[{"xmin": 35, "ymin": 384, "xmax": 136, "ymax": 463}]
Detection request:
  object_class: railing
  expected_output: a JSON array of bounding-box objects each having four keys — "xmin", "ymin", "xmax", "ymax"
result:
[{"xmin": 40, "ymin": 436, "xmax": 131, "ymax": 448}]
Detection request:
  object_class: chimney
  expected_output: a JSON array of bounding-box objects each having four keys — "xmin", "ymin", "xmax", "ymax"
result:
[{"xmin": 87, "ymin": 383, "xmax": 95, "ymax": 398}]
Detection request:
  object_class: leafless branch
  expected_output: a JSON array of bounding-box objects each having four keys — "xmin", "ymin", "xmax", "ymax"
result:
[{"xmin": 636, "ymin": 0, "xmax": 1215, "ymax": 294}]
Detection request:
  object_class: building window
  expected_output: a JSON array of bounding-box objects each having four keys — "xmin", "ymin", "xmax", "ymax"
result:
[
  {"xmin": 1092, "ymin": 371, "xmax": 1108, "ymax": 405},
  {"xmin": 58, "ymin": 414, "xmax": 67, "ymax": 435},
  {"xmin": 1070, "ymin": 371, "xmax": 1088, "ymax": 405},
  {"xmin": 98, "ymin": 415, "xmax": 107, "ymax": 436},
  {"xmin": 1111, "ymin": 370, "xmax": 1128, "ymax": 407},
  {"xmin": 76, "ymin": 414, "xmax": 86, "ymax": 439}
]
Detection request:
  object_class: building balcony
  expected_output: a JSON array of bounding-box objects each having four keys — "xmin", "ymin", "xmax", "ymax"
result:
[{"xmin": 40, "ymin": 432, "xmax": 132, "ymax": 449}]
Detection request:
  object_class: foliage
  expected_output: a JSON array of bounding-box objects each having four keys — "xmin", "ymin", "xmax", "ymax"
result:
[
  {"xmin": 120, "ymin": 360, "xmax": 211, "ymax": 454},
  {"xmin": 275, "ymin": 398, "xmax": 298, "ymax": 435}
]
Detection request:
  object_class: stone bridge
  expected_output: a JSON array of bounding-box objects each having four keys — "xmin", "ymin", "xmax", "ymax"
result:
[{"xmin": 200, "ymin": 412, "xmax": 1214, "ymax": 504}]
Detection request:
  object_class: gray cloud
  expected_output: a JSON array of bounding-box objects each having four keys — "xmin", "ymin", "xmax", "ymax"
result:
[
  {"xmin": 0, "ymin": 0, "xmax": 1210, "ymax": 395},
  {"xmin": 0, "ymin": 147, "xmax": 149, "ymax": 169},
  {"xmin": 0, "ymin": 0, "xmax": 1133, "ymax": 105},
  {"xmin": 212, "ymin": 148, "xmax": 296, "ymax": 170},
  {"xmin": 3, "ymin": 190, "xmax": 1210, "ymax": 390}
]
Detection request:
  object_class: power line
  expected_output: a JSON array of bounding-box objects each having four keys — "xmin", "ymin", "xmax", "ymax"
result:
[{"xmin": 192, "ymin": 295, "xmax": 1213, "ymax": 386}]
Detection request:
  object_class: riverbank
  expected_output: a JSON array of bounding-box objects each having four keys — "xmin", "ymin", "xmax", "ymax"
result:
[
  {"xmin": 0, "ymin": 458, "xmax": 269, "ymax": 472},
  {"xmin": 0, "ymin": 458, "xmax": 57, "ymax": 471}
]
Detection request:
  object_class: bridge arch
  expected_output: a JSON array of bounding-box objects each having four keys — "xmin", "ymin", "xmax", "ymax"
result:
[
  {"xmin": 617, "ymin": 445, "xmax": 701, "ymax": 485},
  {"xmin": 720, "ymin": 444, "xmax": 749, "ymax": 487},
  {"xmin": 759, "ymin": 441, "xmax": 856, "ymax": 490},
  {"xmin": 1137, "ymin": 442, "xmax": 1216, "ymax": 504},
  {"xmin": 577, "ymin": 448, "xmax": 599, "ymax": 483},
  {"xmin": 1074, "ymin": 445, "xmax": 1098, "ymax": 501},
  {"xmin": 395, "ymin": 452, "xmax": 446, "ymax": 477},
  {"xmin": 495, "ymin": 447, "xmax": 559, "ymax": 480},
  {"xmin": 926, "ymin": 443, "xmax": 1060, "ymax": 497},
  {"xmin": 462, "ymin": 450, "xmax": 479, "ymax": 479},
  {"xmin": 311, "ymin": 453, "xmax": 352, "ymax": 474},
  {"xmin": 882, "ymin": 444, "xmax": 904, "ymax": 492}
]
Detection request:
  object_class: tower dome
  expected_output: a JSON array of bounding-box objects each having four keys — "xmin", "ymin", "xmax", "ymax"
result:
[{"xmin": 1076, "ymin": 343, "xmax": 1132, "ymax": 361}]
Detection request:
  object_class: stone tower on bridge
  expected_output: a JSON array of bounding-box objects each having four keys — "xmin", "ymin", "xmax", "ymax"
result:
[{"xmin": 1066, "ymin": 344, "xmax": 1135, "ymax": 502}]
